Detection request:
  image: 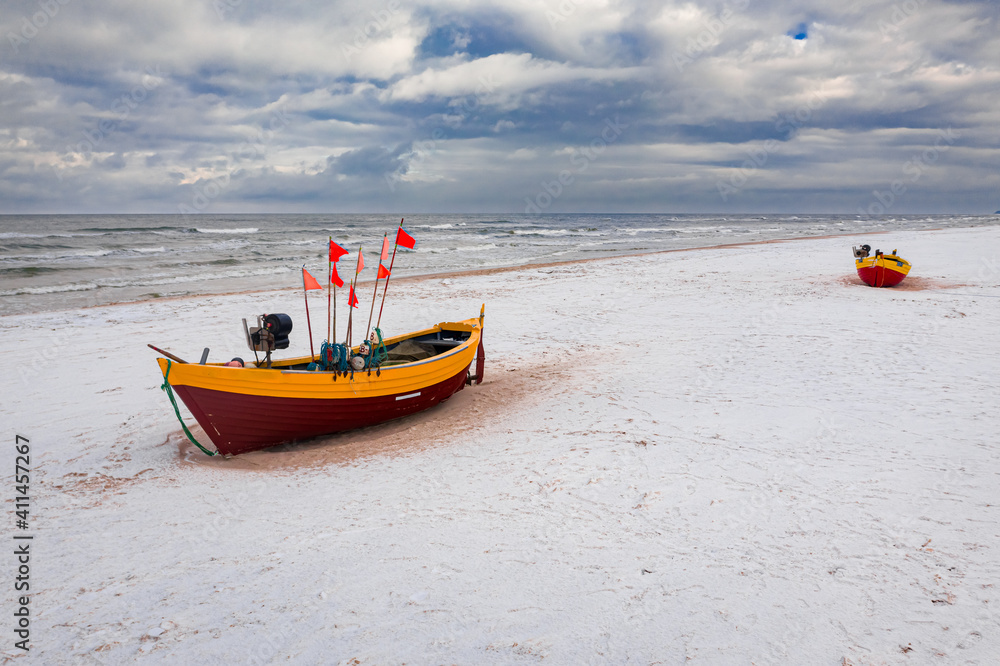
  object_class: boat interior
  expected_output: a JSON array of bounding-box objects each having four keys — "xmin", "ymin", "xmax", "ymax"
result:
[{"xmin": 256, "ymin": 326, "xmax": 473, "ymax": 371}]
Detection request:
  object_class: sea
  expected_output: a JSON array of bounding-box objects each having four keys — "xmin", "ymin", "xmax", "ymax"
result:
[{"xmin": 1, "ymin": 213, "xmax": 997, "ymax": 316}]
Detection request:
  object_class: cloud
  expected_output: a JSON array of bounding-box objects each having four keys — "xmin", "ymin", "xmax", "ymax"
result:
[
  {"xmin": 383, "ymin": 52, "xmax": 645, "ymax": 106},
  {"xmin": 325, "ymin": 142, "xmax": 413, "ymax": 178},
  {"xmin": 0, "ymin": 0, "xmax": 998, "ymax": 213}
]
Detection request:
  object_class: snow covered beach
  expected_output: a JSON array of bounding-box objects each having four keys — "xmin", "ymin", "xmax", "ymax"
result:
[{"xmin": 2, "ymin": 225, "xmax": 999, "ymax": 664}]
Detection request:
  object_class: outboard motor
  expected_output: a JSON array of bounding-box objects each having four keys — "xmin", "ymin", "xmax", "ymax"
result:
[
  {"xmin": 852, "ymin": 244, "xmax": 871, "ymax": 259},
  {"xmin": 243, "ymin": 313, "xmax": 293, "ymax": 368},
  {"xmin": 262, "ymin": 313, "xmax": 292, "ymax": 350}
]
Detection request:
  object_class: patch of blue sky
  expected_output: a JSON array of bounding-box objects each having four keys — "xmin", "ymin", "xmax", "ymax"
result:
[{"xmin": 417, "ymin": 14, "xmax": 531, "ymax": 59}]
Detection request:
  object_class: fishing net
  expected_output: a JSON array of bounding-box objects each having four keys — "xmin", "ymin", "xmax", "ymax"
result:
[{"xmin": 384, "ymin": 339, "xmax": 436, "ymax": 364}]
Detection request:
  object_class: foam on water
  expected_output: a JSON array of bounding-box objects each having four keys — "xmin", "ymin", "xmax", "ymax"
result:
[{"xmin": 194, "ymin": 227, "xmax": 260, "ymax": 234}]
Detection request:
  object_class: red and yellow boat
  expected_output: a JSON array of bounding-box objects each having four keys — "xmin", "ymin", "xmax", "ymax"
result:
[
  {"xmin": 155, "ymin": 308, "xmax": 485, "ymax": 456},
  {"xmin": 852, "ymin": 245, "xmax": 911, "ymax": 287}
]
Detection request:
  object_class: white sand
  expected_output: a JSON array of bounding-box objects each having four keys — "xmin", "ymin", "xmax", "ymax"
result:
[{"xmin": 2, "ymin": 226, "xmax": 999, "ymax": 664}]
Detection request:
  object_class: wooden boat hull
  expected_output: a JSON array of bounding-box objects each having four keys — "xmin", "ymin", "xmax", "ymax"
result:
[
  {"xmin": 171, "ymin": 367, "xmax": 468, "ymax": 455},
  {"xmin": 157, "ymin": 316, "xmax": 483, "ymax": 456},
  {"xmin": 856, "ymin": 254, "xmax": 910, "ymax": 287}
]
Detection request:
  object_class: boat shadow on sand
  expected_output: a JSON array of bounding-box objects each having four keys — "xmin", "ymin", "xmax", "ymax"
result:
[
  {"xmin": 835, "ymin": 275, "xmax": 969, "ymax": 291},
  {"xmin": 169, "ymin": 358, "xmax": 582, "ymax": 472}
]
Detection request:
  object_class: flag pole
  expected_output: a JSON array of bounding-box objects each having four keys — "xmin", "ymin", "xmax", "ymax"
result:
[
  {"xmin": 345, "ymin": 277, "xmax": 353, "ymax": 347},
  {"xmin": 376, "ymin": 218, "xmax": 404, "ymax": 331},
  {"xmin": 366, "ymin": 232, "xmax": 387, "ymax": 340},
  {"xmin": 346, "ymin": 244, "xmax": 363, "ymax": 348},
  {"xmin": 327, "ymin": 237, "xmax": 332, "ymax": 344},
  {"xmin": 327, "ymin": 240, "xmax": 349, "ymax": 344},
  {"xmin": 302, "ymin": 266, "xmax": 315, "ymax": 360}
]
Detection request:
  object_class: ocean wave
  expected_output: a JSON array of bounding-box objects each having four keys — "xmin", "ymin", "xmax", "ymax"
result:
[
  {"xmin": 0, "ymin": 282, "xmax": 99, "ymax": 297},
  {"xmin": 0, "ymin": 266, "xmax": 62, "ymax": 276},
  {"xmin": 417, "ymin": 243, "xmax": 497, "ymax": 254},
  {"xmin": 618, "ymin": 227, "xmax": 680, "ymax": 235},
  {"xmin": 79, "ymin": 226, "xmax": 185, "ymax": 234},
  {"xmin": 0, "ymin": 242, "xmax": 75, "ymax": 253},
  {"xmin": 1, "ymin": 246, "xmax": 168, "ymax": 262},
  {"xmin": 196, "ymin": 258, "xmax": 241, "ymax": 266},
  {"xmin": 0, "ymin": 264, "xmax": 290, "ymax": 298},
  {"xmin": 510, "ymin": 229, "xmax": 572, "ymax": 236},
  {"xmin": 60, "ymin": 249, "xmax": 115, "ymax": 258},
  {"xmin": 102, "ymin": 265, "xmax": 290, "ymax": 288},
  {"xmin": 193, "ymin": 227, "xmax": 260, "ymax": 234},
  {"xmin": 672, "ymin": 226, "xmax": 728, "ymax": 234},
  {"xmin": 0, "ymin": 232, "xmax": 79, "ymax": 239}
]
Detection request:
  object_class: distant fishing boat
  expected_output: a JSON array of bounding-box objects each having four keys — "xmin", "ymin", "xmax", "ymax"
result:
[
  {"xmin": 852, "ymin": 244, "xmax": 911, "ymax": 287},
  {"xmin": 153, "ymin": 308, "xmax": 485, "ymax": 456}
]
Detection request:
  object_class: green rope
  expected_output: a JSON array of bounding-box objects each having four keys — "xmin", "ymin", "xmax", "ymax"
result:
[
  {"xmin": 160, "ymin": 360, "xmax": 217, "ymax": 457},
  {"xmin": 367, "ymin": 327, "xmax": 388, "ymax": 369}
]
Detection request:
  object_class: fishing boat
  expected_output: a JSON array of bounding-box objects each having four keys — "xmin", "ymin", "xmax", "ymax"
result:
[
  {"xmin": 852, "ymin": 244, "xmax": 911, "ymax": 287},
  {"xmin": 154, "ymin": 307, "xmax": 485, "ymax": 456}
]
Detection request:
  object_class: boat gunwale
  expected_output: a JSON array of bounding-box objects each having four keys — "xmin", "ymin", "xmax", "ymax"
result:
[
  {"xmin": 162, "ymin": 317, "xmax": 480, "ymax": 373},
  {"xmin": 279, "ymin": 339, "xmax": 471, "ymax": 374},
  {"xmin": 155, "ymin": 316, "xmax": 482, "ymax": 399},
  {"xmin": 856, "ymin": 255, "xmax": 911, "ymax": 268}
]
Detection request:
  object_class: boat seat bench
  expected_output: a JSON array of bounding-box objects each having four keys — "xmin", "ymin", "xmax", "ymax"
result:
[{"xmin": 422, "ymin": 339, "xmax": 464, "ymax": 349}]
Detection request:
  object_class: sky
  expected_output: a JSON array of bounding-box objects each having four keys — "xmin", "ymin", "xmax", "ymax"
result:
[{"xmin": 1, "ymin": 0, "xmax": 998, "ymax": 215}]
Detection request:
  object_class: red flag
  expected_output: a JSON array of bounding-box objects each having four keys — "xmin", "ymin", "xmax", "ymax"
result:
[
  {"xmin": 377, "ymin": 264, "xmax": 390, "ymax": 279},
  {"xmin": 356, "ymin": 251, "xmax": 365, "ymax": 274},
  {"xmin": 348, "ymin": 285, "xmax": 359, "ymax": 308},
  {"xmin": 331, "ymin": 263, "xmax": 344, "ymax": 288},
  {"xmin": 329, "ymin": 240, "xmax": 348, "ymax": 263},
  {"xmin": 396, "ymin": 226, "xmax": 417, "ymax": 249},
  {"xmin": 380, "ymin": 236, "xmax": 390, "ymax": 262},
  {"xmin": 302, "ymin": 268, "xmax": 322, "ymax": 290}
]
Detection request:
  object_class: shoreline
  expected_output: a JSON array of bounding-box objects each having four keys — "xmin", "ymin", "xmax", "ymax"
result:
[{"xmin": 2, "ymin": 226, "xmax": 937, "ymax": 319}]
